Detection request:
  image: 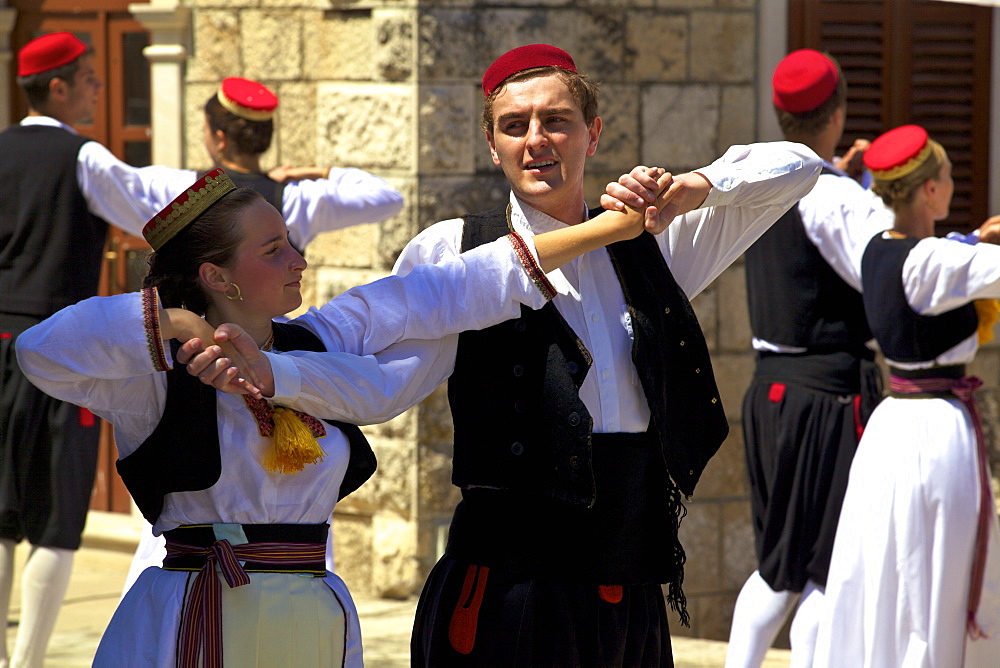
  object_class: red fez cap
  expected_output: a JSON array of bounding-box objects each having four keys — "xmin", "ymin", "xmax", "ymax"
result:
[
  {"xmin": 864, "ymin": 125, "xmax": 934, "ymax": 181},
  {"xmin": 482, "ymin": 44, "xmax": 577, "ymax": 97},
  {"xmin": 217, "ymin": 77, "xmax": 278, "ymax": 122},
  {"xmin": 772, "ymin": 49, "xmax": 839, "ymax": 114},
  {"xmin": 18, "ymin": 32, "xmax": 88, "ymax": 77},
  {"xmin": 143, "ymin": 169, "xmax": 237, "ymax": 251}
]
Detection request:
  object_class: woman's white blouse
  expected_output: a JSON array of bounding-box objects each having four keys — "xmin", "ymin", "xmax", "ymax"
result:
[
  {"xmin": 889, "ymin": 234, "xmax": 1000, "ymax": 369},
  {"xmin": 16, "ymin": 235, "xmax": 548, "ymax": 534}
]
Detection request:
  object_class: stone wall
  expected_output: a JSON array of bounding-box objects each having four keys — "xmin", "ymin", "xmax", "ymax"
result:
[{"xmin": 181, "ymin": 0, "xmax": 1000, "ymax": 644}]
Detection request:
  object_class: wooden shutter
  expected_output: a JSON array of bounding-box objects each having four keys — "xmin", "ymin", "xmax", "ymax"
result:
[{"xmin": 790, "ymin": 0, "xmax": 992, "ymax": 234}]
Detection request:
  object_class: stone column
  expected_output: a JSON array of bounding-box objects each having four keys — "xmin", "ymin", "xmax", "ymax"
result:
[{"xmin": 129, "ymin": 0, "xmax": 190, "ymax": 168}]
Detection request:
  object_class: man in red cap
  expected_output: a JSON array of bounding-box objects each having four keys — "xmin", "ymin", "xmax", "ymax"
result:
[
  {"xmin": 391, "ymin": 43, "xmax": 821, "ymax": 665},
  {"xmin": 715, "ymin": 49, "xmax": 893, "ymax": 668}
]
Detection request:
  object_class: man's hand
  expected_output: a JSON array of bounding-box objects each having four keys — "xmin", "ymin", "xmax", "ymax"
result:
[
  {"xmin": 601, "ymin": 165, "xmax": 712, "ymax": 234},
  {"xmin": 176, "ymin": 324, "xmax": 274, "ymax": 397},
  {"xmin": 977, "ymin": 215, "xmax": 1000, "ymax": 245},
  {"xmin": 835, "ymin": 138, "xmax": 871, "ymax": 184}
]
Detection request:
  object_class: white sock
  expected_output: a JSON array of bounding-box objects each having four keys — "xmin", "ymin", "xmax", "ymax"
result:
[
  {"xmin": 9, "ymin": 546, "xmax": 74, "ymax": 668},
  {"xmin": 725, "ymin": 570, "xmax": 798, "ymax": 668},
  {"xmin": 789, "ymin": 580, "xmax": 824, "ymax": 668},
  {"xmin": 0, "ymin": 539, "xmax": 17, "ymax": 667}
]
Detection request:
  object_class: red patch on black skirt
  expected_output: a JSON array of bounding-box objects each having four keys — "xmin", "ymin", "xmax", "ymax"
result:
[
  {"xmin": 448, "ymin": 564, "xmax": 489, "ymax": 655},
  {"xmin": 768, "ymin": 382, "xmax": 786, "ymax": 403}
]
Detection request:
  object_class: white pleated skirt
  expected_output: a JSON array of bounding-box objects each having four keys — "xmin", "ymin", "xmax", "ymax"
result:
[
  {"xmin": 815, "ymin": 396, "xmax": 1000, "ymax": 667},
  {"xmin": 94, "ymin": 566, "xmax": 362, "ymax": 667}
]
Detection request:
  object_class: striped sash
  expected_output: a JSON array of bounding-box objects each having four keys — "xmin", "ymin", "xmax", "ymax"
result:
[
  {"xmin": 164, "ymin": 524, "xmax": 327, "ymax": 667},
  {"xmin": 889, "ymin": 373, "xmax": 992, "ymax": 639}
]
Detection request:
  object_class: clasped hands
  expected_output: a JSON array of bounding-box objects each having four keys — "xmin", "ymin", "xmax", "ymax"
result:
[{"xmin": 601, "ymin": 165, "xmax": 712, "ymax": 233}]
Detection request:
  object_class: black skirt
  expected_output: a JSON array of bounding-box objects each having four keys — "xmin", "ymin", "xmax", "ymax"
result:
[
  {"xmin": 742, "ymin": 350, "xmax": 882, "ymax": 592},
  {"xmin": 411, "ymin": 555, "xmax": 673, "ymax": 667},
  {"xmin": 0, "ymin": 314, "xmax": 100, "ymax": 549}
]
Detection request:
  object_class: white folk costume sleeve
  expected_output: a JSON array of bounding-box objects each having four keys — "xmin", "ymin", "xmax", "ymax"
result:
[
  {"xmin": 14, "ymin": 291, "xmax": 170, "ymax": 455},
  {"xmin": 902, "ymin": 237, "xmax": 1000, "ymax": 314},
  {"xmin": 76, "ymin": 141, "xmax": 197, "ymax": 237},
  {"xmin": 280, "ymin": 168, "xmax": 404, "ymax": 250},
  {"xmin": 798, "ymin": 168, "xmax": 894, "ymax": 291},
  {"xmin": 881, "ymin": 236, "xmax": 1000, "ymax": 369},
  {"xmin": 661, "ymin": 141, "xmax": 822, "ymax": 298},
  {"xmin": 269, "ymin": 234, "xmax": 553, "ymax": 423}
]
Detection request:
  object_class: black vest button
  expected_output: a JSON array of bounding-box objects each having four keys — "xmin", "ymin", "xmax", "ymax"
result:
[
  {"xmin": 567, "ymin": 412, "xmax": 580, "ymax": 426},
  {"xmin": 567, "ymin": 361, "xmax": 579, "ymax": 374},
  {"xmin": 513, "ymin": 364, "xmax": 525, "ymax": 377},
  {"xmin": 569, "ymin": 455, "xmax": 581, "ymax": 469},
  {"xmin": 514, "ymin": 400, "xmax": 527, "ymax": 413},
  {"xmin": 511, "ymin": 442, "xmax": 524, "ymax": 455},
  {"xmin": 514, "ymin": 320, "xmax": 527, "ymax": 333}
]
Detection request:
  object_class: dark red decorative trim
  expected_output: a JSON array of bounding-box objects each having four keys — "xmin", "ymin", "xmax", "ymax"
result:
[
  {"xmin": 142, "ymin": 288, "xmax": 170, "ymax": 372},
  {"xmin": 507, "ymin": 232, "xmax": 556, "ymax": 301}
]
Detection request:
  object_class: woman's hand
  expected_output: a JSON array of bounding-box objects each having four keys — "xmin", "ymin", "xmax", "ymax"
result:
[
  {"xmin": 176, "ymin": 323, "xmax": 274, "ymax": 397},
  {"xmin": 159, "ymin": 309, "xmax": 269, "ymax": 395}
]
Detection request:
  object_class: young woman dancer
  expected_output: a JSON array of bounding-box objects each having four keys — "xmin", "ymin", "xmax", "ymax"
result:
[{"xmin": 815, "ymin": 125, "xmax": 1000, "ymax": 666}]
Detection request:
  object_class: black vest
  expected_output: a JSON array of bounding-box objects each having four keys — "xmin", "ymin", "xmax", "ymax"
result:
[
  {"xmin": 117, "ymin": 322, "xmax": 377, "ymax": 524},
  {"xmin": 0, "ymin": 125, "xmax": 109, "ymax": 317},
  {"xmin": 448, "ymin": 207, "xmax": 728, "ymax": 502},
  {"xmin": 744, "ymin": 169, "xmax": 872, "ymax": 352},
  {"xmin": 861, "ymin": 234, "xmax": 978, "ymax": 364}
]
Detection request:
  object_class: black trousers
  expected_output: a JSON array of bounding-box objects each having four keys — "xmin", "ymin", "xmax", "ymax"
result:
[
  {"xmin": 0, "ymin": 314, "xmax": 100, "ymax": 549},
  {"xmin": 411, "ymin": 555, "xmax": 673, "ymax": 667}
]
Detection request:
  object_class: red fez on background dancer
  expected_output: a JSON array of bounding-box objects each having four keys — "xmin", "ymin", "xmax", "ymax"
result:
[
  {"xmin": 17, "ymin": 32, "xmax": 87, "ymax": 77},
  {"xmin": 142, "ymin": 168, "xmax": 237, "ymax": 251},
  {"xmin": 772, "ymin": 49, "xmax": 839, "ymax": 114},
  {"xmin": 217, "ymin": 77, "xmax": 278, "ymax": 121},
  {"xmin": 482, "ymin": 44, "xmax": 577, "ymax": 97},
  {"xmin": 863, "ymin": 125, "xmax": 933, "ymax": 181}
]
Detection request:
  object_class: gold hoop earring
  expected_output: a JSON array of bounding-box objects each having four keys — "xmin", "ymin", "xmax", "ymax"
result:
[{"xmin": 225, "ymin": 282, "xmax": 243, "ymax": 301}]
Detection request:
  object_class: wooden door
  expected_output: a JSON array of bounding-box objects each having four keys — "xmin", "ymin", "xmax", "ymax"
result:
[
  {"xmin": 789, "ymin": 0, "xmax": 992, "ymax": 235},
  {"xmin": 10, "ymin": 1, "xmax": 152, "ymax": 513}
]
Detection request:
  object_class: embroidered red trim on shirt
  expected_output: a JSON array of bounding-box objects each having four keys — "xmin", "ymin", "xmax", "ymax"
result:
[
  {"xmin": 507, "ymin": 232, "xmax": 556, "ymax": 301},
  {"xmin": 242, "ymin": 395, "xmax": 326, "ymax": 439},
  {"xmin": 142, "ymin": 287, "xmax": 170, "ymax": 372}
]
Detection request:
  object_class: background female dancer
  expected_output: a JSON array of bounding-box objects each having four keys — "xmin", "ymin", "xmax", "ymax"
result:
[{"xmin": 815, "ymin": 125, "xmax": 1000, "ymax": 667}]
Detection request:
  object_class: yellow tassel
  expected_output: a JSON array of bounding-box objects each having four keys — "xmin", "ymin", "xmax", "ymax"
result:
[
  {"xmin": 975, "ymin": 299, "xmax": 1000, "ymax": 345},
  {"xmin": 263, "ymin": 406, "xmax": 326, "ymax": 474}
]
